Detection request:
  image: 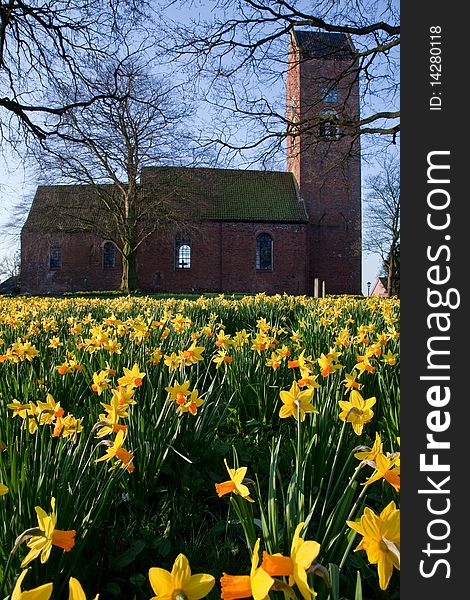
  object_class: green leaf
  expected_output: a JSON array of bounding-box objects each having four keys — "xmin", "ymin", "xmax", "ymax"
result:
[
  {"xmin": 112, "ymin": 539, "xmax": 147, "ymax": 570},
  {"xmin": 355, "ymin": 570, "xmax": 363, "ymax": 600},
  {"xmin": 328, "ymin": 563, "xmax": 340, "ymax": 600}
]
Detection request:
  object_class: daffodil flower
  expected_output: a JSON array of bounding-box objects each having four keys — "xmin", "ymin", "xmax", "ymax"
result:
[
  {"xmin": 354, "ymin": 432, "xmax": 383, "ymax": 461},
  {"xmin": 95, "ymin": 429, "xmax": 134, "ymax": 473},
  {"xmin": 347, "ymin": 501, "xmax": 400, "ymax": 591},
  {"xmin": 221, "ymin": 539, "xmax": 274, "ymax": 600},
  {"xmin": 279, "ymin": 381, "xmax": 319, "ymax": 421},
  {"xmin": 261, "ymin": 522, "xmax": 321, "ymax": 600},
  {"xmin": 11, "ymin": 569, "xmax": 53, "ymax": 600},
  {"xmin": 362, "ymin": 453, "xmax": 400, "ymax": 492},
  {"xmin": 338, "ymin": 390, "xmax": 376, "ymax": 435},
  {"xmin": 21, "ymin": 497, "xmax": 76, "ymax": 568},
  {"xmin": 0, "ymin": 482, "xmax": 8, "ymax": 495},
  {"xmin": 215, "ymin": 459, "xmax": 254, "ymax": 502},
  {"xmin": 149, "ymin": 553, "xmax": 215, "ymax": 600},
  {"xmin": 117, "ymin": 364, "xmax": 145, "ymax": 388}
]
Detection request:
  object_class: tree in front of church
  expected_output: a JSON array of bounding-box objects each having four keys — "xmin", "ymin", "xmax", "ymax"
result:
[
  {"xmin": 363, "ymin": 155, "xmax": 400, "ymax": 297},
  {"xmin": 31, "ymin": 58, "xmax": 200, "ymax": 292}
]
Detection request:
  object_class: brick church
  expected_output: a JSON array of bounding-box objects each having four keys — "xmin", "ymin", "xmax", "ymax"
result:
[{"xmin": 20, "ymin": 31, "xmax": 362, "ymax": 296}]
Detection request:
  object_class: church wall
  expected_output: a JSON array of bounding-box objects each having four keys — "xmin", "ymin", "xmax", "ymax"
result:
[
  {"xmin": 21, "ymin": 222, "xmax": 308, "ymax": 295},
  {"xmin": 137, "ymin": 221, "xmax": 308, "ymax": 295},
  {"xmin": 20, "ymin": 231, "xmax": 122, "ymax": 294}
]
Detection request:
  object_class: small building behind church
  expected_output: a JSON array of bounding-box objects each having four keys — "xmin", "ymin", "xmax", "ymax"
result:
[{"xmin": 21, "ymin": 30, "xmax": 362, "ymax": 296}]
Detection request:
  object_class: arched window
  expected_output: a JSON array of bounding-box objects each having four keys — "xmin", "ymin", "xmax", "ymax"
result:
[
  {"xmin": 102, "ymin": 241, "xmax": 116, "ymax": 269},
  {"xmin": 256, "ymin": 233, "xmax": 273, "ymax": 270},
  {"xmin": 175, "ymin": 234, "xmax": 191, "ymax": 269}
]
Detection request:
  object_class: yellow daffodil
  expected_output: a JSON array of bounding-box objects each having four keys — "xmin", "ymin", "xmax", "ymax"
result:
[
  {"xmin": 338, "ymin": 390, "xmax": 376, "ymax": 435},
  {"xmin": 221, "ymin": 539, "xmax": 274, "ymax": 600},
  {"xmin": 117, "ymin": 364, "xmax": 145, "ymax": 388},
  {"xmin": 91, "ymin": 371, "xmax": 112, "ymax": 395},
  {"xmin": 165, "ymin": 380, "xmax": 192, "ymax": 403},
  {"xmin": 0, "ymin": 482, "xmax": 8, "ymax": 495},
  {"xmin": 21, "ymin": 497, "xmax": 76, "ymax": 568},
  {"xmin": 68, "ymin": 577, "xmax": 99, "ymax": 600},
  {"xmin": 95, "ymin": 429, "xmax": 134, "ymax": 473},
  {"xmin": 265, "ymin": 353, "xmax": 282, "ymax": 370},
  {"xmin": 354, "ymin": 432, "xmax": 383, "ymax": 461},
  {"xmin": 342, "ymin": 372, "xmax": 362, "ymax": 392},
  {"xmin": 36, "ymin": 394, "xmax": 64, "ymax": 425},
  {"xmin": 52, "ymin": 415, "xmax": 83, "ymax": 441},
  {"xmin": 362, "ymin": 453, "xmax": 401, "ymax": 492},
  {"xmin": 317, "ymin": 353, "xmax": 342, "ymax": 378},
  {"xmin": 180, "ymin": 342, "xmax": 205, "ymax": 366},
  {"xmin": 382, "ymin": 350, "xmax": 398, "ymax": 366},
  {"xmin": 215, "ymin": 459, "xmax": 254, "ymax": 502},
  {"xmin": 176, "ymin": 390, "xmax": 204, "ymax": 416},
  {"xmin": 262, "ymin": 522, "xmax": 320, "ymax": 600},
  {"xmin": 11, "ymin": 569, "xmax": 53, "ymax": 600},
  {"xmin": 149, "ymin": 553, "xmax": 215, "ymax": 600},
  {"xmin": 213, "ymin": 350, "xmax": 233, "ymax": 368},
  {"xmin": 164, "ymin": 352, "xmax": 182, "ymax": 370},
  {"xmin": 347, "ymin": 501, "xmax": 400, "ymax": 590},
  {"xmin": 279, "ymin": 381, "xmax": 318, "ymax": 421}
]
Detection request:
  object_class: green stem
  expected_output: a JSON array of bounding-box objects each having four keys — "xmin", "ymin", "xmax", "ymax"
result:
[{"xmin": 318, "ymin": 416, "xmax": 349, "ymax": 535}]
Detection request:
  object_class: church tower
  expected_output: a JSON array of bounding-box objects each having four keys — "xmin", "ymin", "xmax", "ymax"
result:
[{"xmin": 286, "ymin": 30, "xmax": 362, "ymax": 295}]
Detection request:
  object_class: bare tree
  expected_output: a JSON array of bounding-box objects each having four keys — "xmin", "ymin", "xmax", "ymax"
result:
[
  {"xmin": 0, "ymin": 0, "xmax": 150, "ymax": 143},
  {"xmin": 28, "ymin": 58, "xmax": 202, "ymax": 292},
  {"xmin": 363, "ymin": 154, "xmax": 400, "ymax": 296},
  {"xmin": 0, "ymin": 248, "xmax": 20, "ymax": 280},
  {"xmin": 160, "ymin": 0, "xmax": 400, "ymax": 166}
]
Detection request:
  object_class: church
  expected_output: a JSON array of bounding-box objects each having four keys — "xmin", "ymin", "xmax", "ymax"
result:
[{"xmin": 20, "ymin": 31, "xmax": 362, "ymax": 296}]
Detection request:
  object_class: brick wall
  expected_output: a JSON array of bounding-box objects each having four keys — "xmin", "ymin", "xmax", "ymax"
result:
[
  {"xmin": 21, "ymin": 222, "xmax": 308, "ymax": 295},
  {"xmin": 286, "ymin": 35, "xmax": 362, "ymax": 295}
]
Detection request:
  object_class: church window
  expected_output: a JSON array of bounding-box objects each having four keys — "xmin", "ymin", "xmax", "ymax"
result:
[
  {"xmin": 256, "ymin": 233, "xmax": 273, "ymax": 270},
  {"xmin": 49, "ymin": 246, "xmax": 62, "ymax": 270},
  {"xmin": 321, "ymin": 86, "xmax": 339, "ymax": 103},
  {"xmin": 175, "ymin": 234, "xmax": 191, "ymax": 269},
  {"xmin": 102, "ymin": 241, "xmax": 116, "ymax": 269}
]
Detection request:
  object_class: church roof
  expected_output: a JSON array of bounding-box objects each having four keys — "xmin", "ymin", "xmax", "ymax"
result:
[
  {"xmin": 292, "ymin": 30, "xmax": 356, "ymax": 59},
  {"xmin": 23, "ymin": 167, "xmax": 308, "ymax": 233}
]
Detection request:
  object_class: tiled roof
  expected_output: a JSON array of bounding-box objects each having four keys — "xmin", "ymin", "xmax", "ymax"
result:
[
  {"xmin": 292, "ymin": 30, "xmax": 356, "ymax": 59},
  {"xmin": 141, "ymin": 167, "xmax": 307, "ymax": 222},
  {"xmin": 23, "ymin": 167, "xmax": 308, "ymax": 232}
]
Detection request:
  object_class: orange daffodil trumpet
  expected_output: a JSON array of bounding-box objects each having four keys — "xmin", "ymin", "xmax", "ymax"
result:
[
  {"xmin": 221, "ymin": 539, "xmax": 274, "ymax": 600},
  {"xmin": 20, "ymin": 497, "xmax": 76, "ymax": 568},
  {"xmin": 262, "ymin": 522, "xmax": 321, "ymax": 600},
  {"xmin": 149, "ymin": 553, "xmax": 215, "ymax": 600},
  {"xmin": 215, "ymin": 459, "xmax": 254, "ymax": 502},
  {"xmin": 338, "ymin": 389, "xmax": 376, "ymax": 435},
  {"xmin": 347, "ymin": 501, "xmax": 400, "ymax": 590}
]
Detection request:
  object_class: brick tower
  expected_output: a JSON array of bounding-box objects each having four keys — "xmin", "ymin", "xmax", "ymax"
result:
[{"xmin": 286, "ymin": 30, "xmax": 362, "ymax": 295}]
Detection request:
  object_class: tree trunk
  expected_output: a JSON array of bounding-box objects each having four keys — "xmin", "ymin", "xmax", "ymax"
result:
[
  {"xmin": 120, "ymin": 243, "xmax": 139, "ymax": 293},
  {"xmin": 387, "ymin": 257, "xmax": 394, "ymax": 297}
]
